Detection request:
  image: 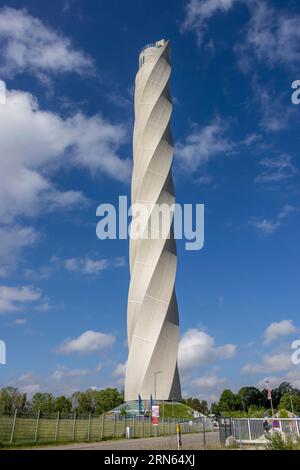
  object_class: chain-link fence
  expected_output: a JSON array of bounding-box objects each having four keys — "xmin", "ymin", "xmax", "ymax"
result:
[{"xmin": 0, "ymin": 411, "xmax": 213, "ymax": 446}]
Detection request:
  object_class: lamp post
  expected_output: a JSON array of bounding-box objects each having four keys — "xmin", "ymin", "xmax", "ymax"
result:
[{"xmin": 154, "ymin": 371, "xmax": 162, "ymax": 405}]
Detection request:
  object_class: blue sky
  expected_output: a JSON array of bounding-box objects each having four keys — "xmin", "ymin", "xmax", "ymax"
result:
[{"xmin": 0, "ymin": 0, "xmax": 299, "ymax": 402}]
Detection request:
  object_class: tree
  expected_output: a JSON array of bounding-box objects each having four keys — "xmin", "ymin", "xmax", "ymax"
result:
[
  {"xmin": 95, "ymin": 388, "xmax": 123, "ymax": 414},
  {"xmin": 211, "ymin": 402, "xmax": 221, "ymax": 417},
  {"xmin": 54, "ymin": 396, "xmax": 72, "ymax": 414},
  {"xmin": 0, "ymin": 387, "xmax": 27, "ymax": 413},
  {"xmin": 219, "ymin": 389, "xmax": 242, "ymax": 412},
  {"xmin": 279, "ymin": 393, "xmax": 300, "ymax": 414},
  {"xmin": 75, "ymin": 389, "xmax": 97, "ymax": 415},
  {"xmin": 238, "ymin": 387, "xmax": 263, "ymax": 410},
  {"xmin": 30, "ymin": 393, "xmax": 55, "ymax": 414},
  {"xmin": 182, "ymin": 398, "xmax": 209, "ymax": 415}
]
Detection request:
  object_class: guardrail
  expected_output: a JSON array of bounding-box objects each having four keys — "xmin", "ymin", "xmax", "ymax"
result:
[{"xmin": 220, "ymin": 417, "xmax": 300, "ymax": 446}]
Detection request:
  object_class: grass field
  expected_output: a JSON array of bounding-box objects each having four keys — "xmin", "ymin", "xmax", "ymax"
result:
[{"xmin": 159, "ymin": 402, "xmax": 195, "ymax": 419}]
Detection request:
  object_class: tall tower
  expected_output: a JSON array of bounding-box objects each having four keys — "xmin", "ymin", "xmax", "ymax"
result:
[{"xmin": 124, "ymin": 40, "xmax": 181, "ymax": 402}]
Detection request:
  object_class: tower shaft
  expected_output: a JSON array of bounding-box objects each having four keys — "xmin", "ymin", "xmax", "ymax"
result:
[{"xmin": 124, "ymin": 40, "xmax": 181, "ymax": 402}]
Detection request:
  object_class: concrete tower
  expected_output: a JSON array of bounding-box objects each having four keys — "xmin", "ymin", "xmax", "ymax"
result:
[{"xmin": 124, "ymin": 40, "xmax": 181, "ymax": 402}]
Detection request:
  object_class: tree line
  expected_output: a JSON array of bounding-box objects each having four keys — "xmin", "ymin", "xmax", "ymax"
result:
[
  {"xmin": 0, "ymin": 387, "xmax": 123, "ymax": 415},
  {"xmin": 211, "ymin": 382, "xmax": 300, "ymax": 417},
  {"xmin": 0, "ymin": 381, "xmax": 299, "ymax": 417}
]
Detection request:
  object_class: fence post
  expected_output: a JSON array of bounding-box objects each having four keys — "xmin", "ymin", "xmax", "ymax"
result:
[
  {"xmin": 34, "ymin": 410, "xmax": 40, "ymax": 442},
  {"xmin": 247, "ymin": 419, "xmax": 252, "ymax": 441},
  {"xmin": 124, "ymin": 414, "xmax": 127, "ymax": 437},
  {"xmin": 72, "ymin": 412, "xmax": 76, "ymax": 440},
  {"xmin": 100, "ymin": 413, "xmax": 105, "ymax": 440},
  {"xmin": 10, "ymin": 409, "xmax": 18, "ymax": 445},
  {"xmin": 142, "ymin": 415, "xmax": 145, "ymax": 437},
  {"xmin": 55, "ymin": 411, "xmax": 60, "ymax": 441},
  {"xmin": 203, "ymin": 419, "xmax": 206, "ymax": 449},
  {"xmin": 113, "ymin": 413, "xmax": 116, "ymax": 438},
  {"xmin": 296, "ymin": 419, "xmax": 300, "ymax": 438},
  {"xmin": 87, "ymin": 412, "xmax": 91, "ymax": 441},
  {"xmin": 133, "ymin": 415, "xmax": 135, "ymax": 438}
]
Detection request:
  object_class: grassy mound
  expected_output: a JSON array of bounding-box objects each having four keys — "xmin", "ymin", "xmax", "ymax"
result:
[{"xmin": 159, "ymin": 402, "xmax": 195, "ymax": 420}]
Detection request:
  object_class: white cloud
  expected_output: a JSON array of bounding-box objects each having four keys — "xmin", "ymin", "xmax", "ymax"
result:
[
  {"xmin": 237, "ymin": 1, "xmax": 300, "ymax": 71},
  {"xmin": 263, "ymin": 353, "xmax": 293, "ymax": 373},
  {"xmin": 249, "ymin": 204, "xmax": 298, "ymax": 235},
  {"xmin": 112, "ymin": 362, "xmax": 127, "ymax": 377},
  {"xmin": 0, "ymin": 225, "xmax": 38, "ymax": 277},
  {"xmin": 51, "ymin": 366, "xmax": 91, "ymax": 381},
  {"xmin": 0, "ymin": 7, "xmax": 94, "ymax": 79},
  {"xmin": 176, "ymin": 117, "xmax": 233, "ymax": 173},
  {"xmin": 0, "ymin": 88, "xmax": 130, "ymax": 274},
  {"xmin": 264, "ymin": 320, "xmax": 297, "ymax": 345},
  {"xmin": 255, "ymin": 154, "xmax": 298, "ymax": 184},
  {"xmin": 241, "ymin": 363, "xmax": 263, "ymax": 374},
  {"xmin": 251, "ymin": 84, "xmax": 295, "ymax": 132},
  {"xmin": 64, "ymin": 256, "xmax": 126, "ymax": 275},
  {"xmin": 0, "ymin": 285, "xmax": 41, "ymax": 314},
  {"xmin": 249, "ymin": 218, "xmax": 281, "ymax": 235},
  {"xmin": 192, "ymin": 374, "xmax": 226, "ymax": 389},
  {"xmin": 56, "ymin": 330, "xmax": 116, "ymax": 354},
  {"xmin": 178, "ymin": 328, "xmax": 236, "ymax": 371},
  {"xmin": 182, "ymin": 1, "xmax": 300, "ymax": 71},
  {"xmin": 64, "ymin": 257, "xmax": 109, "ymax": 275},
  {"xmin": 20, "ymin": 383, "xmax": 40, "ymax": 394},
  {"xmin": 0, "ymin": 88, "xmax": 129, "ymax": 224},
  {"xmin": 9, "ymin": 318, "xmax": 27, "ymax": 326},
  {"xmin": 242, "ymin": 353, "xmax": 293, "ymax": 374},
  {"xmin": 181, "ymin": 0, "xmax": 239, "ymax": 45}
]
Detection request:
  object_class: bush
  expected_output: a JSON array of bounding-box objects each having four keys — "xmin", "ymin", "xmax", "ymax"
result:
[{"xmin": 267, "ymin": 432, "xmax": 299, "ymax": 450}]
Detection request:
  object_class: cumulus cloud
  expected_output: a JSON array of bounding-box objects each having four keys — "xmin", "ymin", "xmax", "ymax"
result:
[
  {"xmin": 56, "ymin": 330, "xmax": 116, "ymax": 354},
  {"xmin": 0, "ymin": 88, "xmax": 129, "ymax": 224},
  {"xmin": 242, "ymin": 353, "xmax": 293, "ymax": 374},
  {"xmin": 0, "ymin": 225, "xmax": 38, "ymax": 277},
  {"xmin": 192, "ymin": 374, "xmax": 226, "ymax": 389},
  {"xmin": 0, "ymin": 7, "xmax": 94, "ymax": 79},
  {"xmin": 178, "ymin": 328, "xmax": 236, "ymax": 371},
  {"xmin": 264, "ymin": 320, "xmax": 297, "ymax": 345},
  {"xmin": 0, "ymin": 285, "xmax": 41, "ymax": 314},
  {"xmin": 0, "ymin": 88, "xmax": 130, "ymax": 274},
  {"xmin": 176, "ymin": 117, "xmax": 233, "ymax": 173}
]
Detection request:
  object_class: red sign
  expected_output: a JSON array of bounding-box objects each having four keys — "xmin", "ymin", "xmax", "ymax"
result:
[{"xmin": 151, "ymin": 405, "xmax": 159, "ymax": 425}]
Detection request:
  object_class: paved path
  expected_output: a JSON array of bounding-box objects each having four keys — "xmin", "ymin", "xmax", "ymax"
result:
[{"xmin": 35, "ymin": 432, "xmax": 220, "ymax": 450}]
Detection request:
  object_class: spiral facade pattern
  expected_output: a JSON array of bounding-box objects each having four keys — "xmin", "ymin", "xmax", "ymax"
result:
[{"xmin": 124, "ymin": 40, "xmax": 181, "ymax": 402}]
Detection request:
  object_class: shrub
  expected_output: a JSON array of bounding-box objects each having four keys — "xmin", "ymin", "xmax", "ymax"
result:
[{"xmin": 267, "ymin": 432, "xmax": 299, "ymax": 450}]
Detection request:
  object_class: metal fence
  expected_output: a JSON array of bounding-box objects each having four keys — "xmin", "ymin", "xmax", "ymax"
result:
[
  {"xmin": 222, "ymin": 418, "xmax": 300, "ymax": 445},
  {"xmin": 0, "ymin": 411, "xmax": 213, "ymax": 446}
]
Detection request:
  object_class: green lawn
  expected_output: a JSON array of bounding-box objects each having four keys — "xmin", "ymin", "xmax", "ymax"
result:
[{"xmin": 159, "ymin": 402, "xmax": 195, "ymax": 420}]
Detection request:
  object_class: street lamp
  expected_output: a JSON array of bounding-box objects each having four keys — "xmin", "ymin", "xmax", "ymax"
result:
[{"xmin": 154, "ymin": 370, "xmax": 162, "ymax": 405}]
